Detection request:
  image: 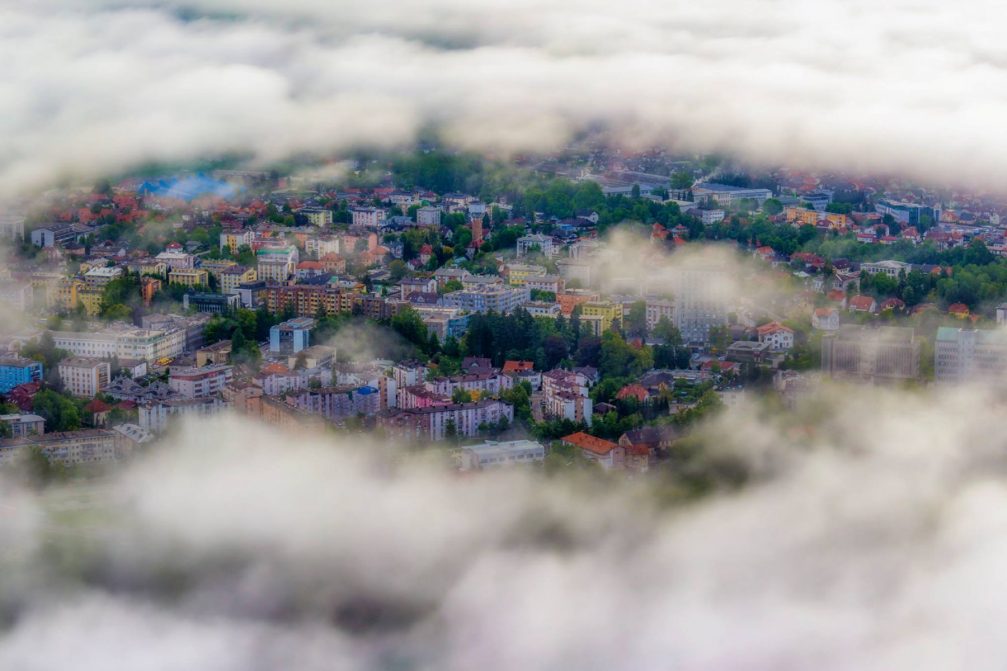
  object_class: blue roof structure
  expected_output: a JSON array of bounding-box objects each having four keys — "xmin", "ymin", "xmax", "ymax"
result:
[{"xmin": 137, "ymin": 174, "xmax": 240, "ymax": 201}]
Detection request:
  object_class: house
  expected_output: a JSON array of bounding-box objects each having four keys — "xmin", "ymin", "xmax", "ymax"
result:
[
  {"xmin": 948, "ymin": 303, "xmax": 970, "ymax": 319},
  {"xmin": 848, "ymin": 295, "xmax": 877, "ymax": 313},
  {"xmin": 459, "ymin": 439, "xmax": 546, "ymax": 470},
  {"xmin": 879, "ymin": 297, "xmax": 906, "ymax": 313},
  {"xmin": 755, "ymin": 322, "xmax": 795, "ymax": 351},
  {"xmin": 615, "ymin": 383, "xmax": 651, "ymax": 404},
  {"xmin": 618, "ymin": 426, "xmax": 679, "ymax": 473},
  {"xmin": 812, "ymin": 307, "xmax": 840, "ymax": 331},
  {"xmin": 561, "ymin": 431, "xmax": 624, "ymax": 470}
]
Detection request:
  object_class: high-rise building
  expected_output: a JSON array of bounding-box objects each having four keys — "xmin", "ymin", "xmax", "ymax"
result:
[
  {"xmin": 935, "ymin": 327, "xmax": 1007, "ymax": 385},
  {"xmin": 821, "ymin": 325, "xmax": 920, "ymax": 383}
]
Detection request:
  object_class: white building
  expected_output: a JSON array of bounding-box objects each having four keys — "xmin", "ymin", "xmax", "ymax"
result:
[
  {"xmin": 168, "ymin": 364, "xmax": 234, "ymax": 398},
  {"xmin": 861, "ymin": 260, "xmax": 912, "ymax": 279},
  {"xmin": 52, "ymin": 326, "xmax": 186, "ymax": 363},
  {"xmin": 935, "ymin": 327, "xmax": 1007, "ymax": 385},
  {"xmin": 416, "ymin": 206, "xmax": 442, "ymax": 227},
  {"xmin": 441, "ymin": 285, "xmax": 530, "ymax": 315},
  {"xmin": 351, "ymin": 207, "xmax": 386, "ymax": 229},
  {"xmin": 58, "ymin": 357, "xmax": 111, "ymax": 397},
  {"xmin": 516, "ymin": 234, "xmax": 555, "ymax": 258},
  {"xmin": 459, "ymin": 439, "xmax": 546, "ymax": 470},
  {"xmin": 155, "ymin": 251, "xmax": 196, "ymax": 271},
  {"xmin": 139, "ymin": 397, "xmax": 230, "ymax": 432},
  {"xmin": 756, "ymin": 322, "xmax": 795, "ymax": 351}
]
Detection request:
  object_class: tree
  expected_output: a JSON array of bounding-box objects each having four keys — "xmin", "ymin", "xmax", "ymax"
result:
[
  {"xmin": 762, "ymin": 198, "xmax": 783, "ymax": 215},
  {"xmin": 670, "ymin": 171, "xmax": 694, "ymax": 190},
  {"xmin": 32, "ymin": 390, "xmax": 81, "ymax": 432},
  {"xmin": 652, "ymin": 317, "xmax": 683, "ymax": 346},
  {"xmin": 391, "ymin": 306, "xmax": 430, "ymax": 351},
  {"xmin": 625, "ymin": 301, "xmax": 648, "ymax": 337},
  {"xmin": 452, "ymin": 388, "xmax": 473, "ymax": 403}
]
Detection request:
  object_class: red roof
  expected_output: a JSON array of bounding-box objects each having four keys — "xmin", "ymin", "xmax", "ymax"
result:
[
  {"xmin": 756, "ymin": 321, "xmax": 793, "ymax": 336},
  {"xmin": 848, "ymin": 295, "xmax": 876, "ymax": 311},
  {"xmin": 948, "ymin": 303, "xmax": 970, "ymax": 316},
  {"xmin": 84, "ymin": 398, "xmax": 113, "ymax": 413},
  {"xmin": 561, "ymin": 431, "xmax": 619, "ymax": 455}
]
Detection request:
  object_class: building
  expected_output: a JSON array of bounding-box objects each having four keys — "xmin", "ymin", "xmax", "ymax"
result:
[
  {"xmin": 861, "ymin": 260, "xmax": 912, "ymax": 279},
  {"xmin": 196, "ymin": 340, "xmax": 232, "ymax": 367},
  {"xmin": 560, "ymin": 431, "xmax": 624, "ymax": 470},
  {"xmin": 351, "ymin": 207, "xmax": 386, "ymax": 229},
  {"xmin": 139, "ymin": 397, "xmax": 230, "ymax": 432},
  {"xmin": 52, "ymin": 326, "xmax": 186, "ymax": 363},
  {"xmin": 168, "ymin": 268, "xmax": 209, "ymax": 288},
  {"xmin": 219, "ymin": 266, "xmax": 257, "ymax": 294},
  {"xmin": 935, "ymin": 327, "xmax": 1007, "ymax": 385},
  {"xmin": 821, "ymin": 325, "xmax": 921, "ymax": 383},
  {"xmin": 83, "ymin": 266, "xmax": 123, "ymax": 288},
  {"xmin": 58, "ymin": 357, "xmax": 111, "ymax": 397},
  {"xmin": 289, "ymin": 385, "xmax": 381, "ymax": 422},
  {"xmin": 155, "ymin": 250, "xmax": 196, "ymax": 271},
  {"xmin": 0, "ymin": 413, "xmax": 44, "ymax": 437},
  {"xmin": 413, "ymin": 306, "xmax": 470, "ymax": 342},
  {"xmin": 669, "ymin": 266, "xmax": 728, "ymax": 344},
  {"xmin": 441, "ymin": 285, "xmax": 530, "ymax": 315},
  {"xmin": 30, "ymin": 223, "xmax": 77, "ymax": 248},
  {"xmin": 812, "ymin": 307, "xmax": 840, "ymax": 331},
  {"xmin": 516, "ymin": 234, "xmax": 555, "ymax": 258},
  {"xmin": 541, "ymin": 369, "xmax": 593, "ymax": 425},
  {"xmin": 168, "ymin": 364, "xmax": 233, "ymax": 398},
  {"xmin": 692, "ymin": 183, "xmax": 773, "ymax": 206},
  {"xmin": 256, "ymin": 245, "xmax": 299, "ymax": 282},
  {"xmin": 0, "ymin": 357, "xmax": 43, "ymax": 393},
  {"xmin": 379, "ymin": 399, "xmax": 514, "ymax": 441},
  {"xmin": 416, "ymin": 206, "xmax": 442, "ymax": 227},
  {"xmin": 580, "ymin": 301, "xmax": 624, "ymax": 336},
  {"xmin": 505, "ymin": 264, "xmax": 548, "ymax": 286},
  {"xmin": 219, "ymin": 229, "xmax": 255, "ymax": 254},
  {"xmin": 459, "ymin": 439, "xmax": 546, "ymax": 470},
  {"xmin": 270, "ymin": 317, "xmax": 315, "ymax": 354},
  {"xmin": 876, "ymin": 200, "xmax": 941, "ymax": 227},
  {"xmin": 0, "ymin": 429, "xmax": 127, "ymax": 466},
  {"xmin": 182, "ymin": 292, "xmax": 240, "ymax": 314},
  {"xmin": 297, "ymin": 207, "xmax": 333, "ymax": 227},
  {"xmin": 755, "ymin": 322, "xmax": 795, "ymax": 351}
]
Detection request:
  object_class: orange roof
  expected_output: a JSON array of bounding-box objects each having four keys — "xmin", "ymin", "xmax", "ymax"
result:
[
  {"xmin": 502, "ymin": 360, "xmax": 534, "ymax": 374},
  {"xmin": 948, "ymin": 303, "xmax": 970, "ymax": 316},
  {"xmin": 84, "ymin": 398, "xmax": 112, "ymax": 413},
  {"xmin": 756, "ymin": 321, "xmax": 793, "ymax": 335},
  {"xmin": 561, "ymin": 431, "xmax": 619, "ymax": 455},
  {"xmin": 260, "ymin": 363, "xmax": 290, "ymax": 375},
  {"xmin": 848, "ymin": 295, "xmax": 875, "ymax": 310}
]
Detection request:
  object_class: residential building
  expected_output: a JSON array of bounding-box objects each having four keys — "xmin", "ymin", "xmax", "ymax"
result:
[
  {"xmin": 812, "ymin": 307, "xmax": 840, "ymax": 331},
  {"xmin": 30, "ymin": 223, "xmax": 77, "ymax": 248},
  {"xmin": 256, "ymin": 245, "xmax": 299, "ymax": 282},
  {"xmin": 416, "ymin": 206, "xmax": 442, "ymax": 227},
  {"xmin": 516, "ymin": 234, "xmax": 556, "ymax": 258},
  {"xmin": 168, "ymin": 364, "xmax": 234, "ymax": 398},
  {"xmin": 756, "ymin": 322, "xmax": 795, "ymax": 351},
  {"xmin": 935, "ymin": 327, "xmax": 1007, "ymax": 385},
  {"xmin": 83, "ymin": 266, "xmax": 123, "ymax": 288},
  {"xmin": 0, "ymin": 357, "xmax": 43, "ymax": 393},
  {"xmin": 58, "ymin": 357, "xmax": 111, "ymax": 397},
  {"xmin": 541, "ymin": 369, "xmax": 593, "ymax": 425},
  {"xmin": 821, "ymin": 325, "xmax": 921, "ymax": 382},
  {"xmin": 52, "ymin": 326, "xmax": 186, "ymax": 363},
  {"xmin": 378, "ymin": 399, "xmax": 514, "ymax": 441},
  {"xmin": 669, "ymin": 266, "xmax": 728, "ymax": 344},
  {"xmin": 580, "ymin": 301, "xmax": 624, "ymax": 336},
  {"xmin": 289, "ymin": 385, "xmax": 382, "ymax": 422},
  {"xmin": 0, "ymin": 414, "xmax": 44, "ymax": 438},
  {"xmin": 0, "ymin": 429, "xmax": 127, "ymax": 466},
  {"xmin": 413, "ymin": 306, "xmax": 470, "ymax": 342},
  {"xmin": 351, "ymin": 207, "xmax": 386, "ymax": 228},
  {"xmin": 220, "ymin": 265, "xmax": 256, "ymax": 294},
  {"xmin": 297, "ymin": 207, "xmax": 333, "ymax": 227},
  {"xmin": 155, "ymin": 250, "xmax": 196, "ymax": 271},
  {"xmin": 139, "ymin": 397, "xmax": 230, "ymax": 432},
  {"xmin": 645, "ymin": 298, "xmax": 675, "ymax": 331},
  {"xmin": 441, "ymin": 285, "xmax": 530, "ymax": 315},
  {"xmin": 219, "ymin": 229, "xmax": 255, "ymax": 254},
  {"xmin": 168, "ymin": 268, "xmax": 209, "ymax": 287},
  {"xmin": 560, "ymin": 431, "xmax": 624, "ymax": 470},
  {"xmin": 861, "ymin": 260, "xmax": 912, "ymax": 279},
  {"xmin": 505, "ymin": 264, "xmax": 548, "ymax": 286}
]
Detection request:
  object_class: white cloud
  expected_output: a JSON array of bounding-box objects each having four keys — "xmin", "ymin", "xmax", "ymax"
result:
[{"xmin": 3, "ymin": 0, "xmax": 1007, "ymax": 195}]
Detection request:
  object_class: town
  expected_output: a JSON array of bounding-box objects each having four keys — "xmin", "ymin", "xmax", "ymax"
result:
[{"xmin": 1, "ymin": 149, "xmax": 1005, "ymax": 476}]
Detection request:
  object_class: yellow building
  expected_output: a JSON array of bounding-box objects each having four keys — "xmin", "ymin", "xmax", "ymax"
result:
[
  {"xmin": 784, "ymin": 207, "xmax": 820, "ymax": 227},
  {"xmin": 57, "ymin": 278, "xmax": 84, "ymax": 311},
  {"xmin": 506, "ymin": 263, "xmax": 548, "ymax": 286},
  {"xmin": 219, "ymin": 266, "xmax": 256, "ymax": 294},
  {"xmin": 137, "ymin": 260, "xmax": 168, "ymax": 277},
  {"xmin": 201, "ymin": 259, "xmax": 237, "ymax": 280},
  {"xmin": 168, "ymin": 268, "xmax": 209, "ymax": 287},
  {"xmin": 580, "ymin": 301, "xmax": 624, "ymax": 335},
  {"xmin": 78, "ymin": 288, "xmax": 104, "ymax": 317}
]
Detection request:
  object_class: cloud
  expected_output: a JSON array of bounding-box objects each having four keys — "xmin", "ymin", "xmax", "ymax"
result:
[
  {"xmin": 4, "ymin": 386, "xmax": 1007, "ymax": 669},
  {"xmin": 4, "ymin": 0, "xmax": 1007, "ymax": 196}
]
